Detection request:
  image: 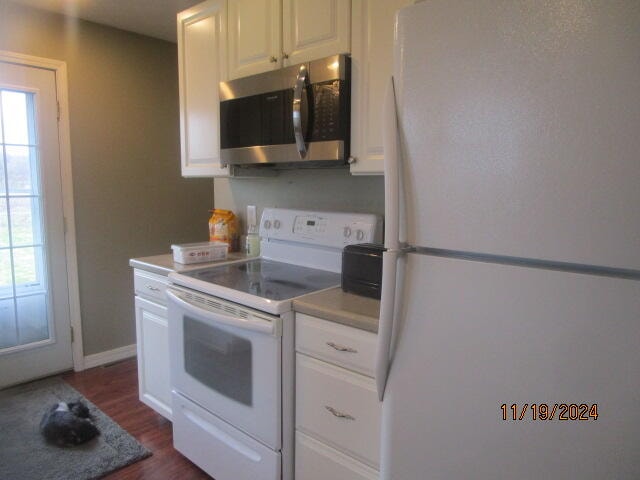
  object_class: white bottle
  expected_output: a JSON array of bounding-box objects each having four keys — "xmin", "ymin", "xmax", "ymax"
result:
[{"xmin": 245, "ymin": 205, "xmax": 260, "ymax": 257}]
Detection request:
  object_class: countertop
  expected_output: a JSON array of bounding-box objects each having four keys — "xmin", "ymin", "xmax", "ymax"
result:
[
  {"xmin": 293, "ymin": 287, "xmax": 380, "ymax": 333},
  {"xmin": 129, "ymin": 252, "xmax": 249, "ymax": 276},
  {"xmin": 130, "ymin": 253, "xmax": 380, "ymax": 333}
]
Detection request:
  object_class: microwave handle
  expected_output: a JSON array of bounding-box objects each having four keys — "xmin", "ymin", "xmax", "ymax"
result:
[
  {"xmin": 166, "ymin": 290, "xmax": 277, "ymax": 336},
  {"xmin": 293, "ymin": 64, "xmax": 308, "ymax": 158}
]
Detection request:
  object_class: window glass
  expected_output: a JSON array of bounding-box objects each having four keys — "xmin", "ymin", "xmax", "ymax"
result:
[
  {"xmin": 1, "ymin": 91, "xmax": 31, "ymax": 145},
  {"xmin": 0, "ymin": 88, "xmax": 50, "ymax": 351},
  {"xmin": 6, "ymin": 146, "xmax": 38, "ymax": 195},
  {"xmin": 184, "ymin": 316, "xmax": 253, "ymax": 406},
  {"xmin": 9, "ymin": 197, "xmax": 41, "ymax": 246}
]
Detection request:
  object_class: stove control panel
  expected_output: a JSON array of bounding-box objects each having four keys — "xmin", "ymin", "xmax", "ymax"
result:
[
  {"xmin": 260, "ymin": 208, "xmax": 383, "ymax": 248},
  {"xmin": 293, "ymin": 214, "xmax": 328, "ymax": 235}
]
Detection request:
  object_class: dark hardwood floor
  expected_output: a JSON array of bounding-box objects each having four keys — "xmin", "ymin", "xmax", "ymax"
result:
[{"xmin": 62, "ymin": 358, "xmax": 211, "ymax": 480}]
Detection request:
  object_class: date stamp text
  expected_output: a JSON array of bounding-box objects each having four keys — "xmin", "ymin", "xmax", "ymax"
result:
[{"xmin": 500, "ymin": 403, "xmax": 599, "ymax": 421}]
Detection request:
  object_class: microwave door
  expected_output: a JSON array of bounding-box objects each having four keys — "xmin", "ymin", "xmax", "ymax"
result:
[{"xmin": 219, "ymin": 54, "xmax": 349, "ymax": 166}]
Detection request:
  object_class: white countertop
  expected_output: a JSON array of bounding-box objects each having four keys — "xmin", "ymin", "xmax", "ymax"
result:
[
  {"xmin": 130, "ymin": 253, "xmax": 379, "ymax": 332},
  {"xmin": 293, "ymin": 287, "xmax": 380, "ymax": 333},
  {"xmin": 129, "ymin": 252, "xmax": 249, "ymax": 276}
]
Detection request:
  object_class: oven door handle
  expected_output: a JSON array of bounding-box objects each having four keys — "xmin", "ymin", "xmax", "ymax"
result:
[{"xmin": 167, "ymin": 290, "xmax": 278, "ymax": 336}]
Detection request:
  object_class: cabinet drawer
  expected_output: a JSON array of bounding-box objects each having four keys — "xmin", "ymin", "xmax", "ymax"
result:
[
  {"xmin": 134, "ymin": 269, "xmax": 169, "ymax": 304},
  {"xmin": 296, "ymin": 354, "xmax": 381, "ymax": 468},
  {"xmin": 296, "ymin": 431, "xmax": 378, "ymax": 480},
  {"xmin": 173, "ymin": 392, "xmax": 281, "ymax": 480},
  {"xmin": 296, "ymin": 313, "xmax": 377, "ymax": 377}
]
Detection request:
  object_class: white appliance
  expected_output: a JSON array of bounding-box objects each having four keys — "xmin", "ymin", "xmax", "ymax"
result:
[
  {"xmin": 377, "ymin": 2, "xmax": 640, "ymax": 480},
  {"xmin": 167, "ymin": 208, "xmax": 382, "ymax": 480}
]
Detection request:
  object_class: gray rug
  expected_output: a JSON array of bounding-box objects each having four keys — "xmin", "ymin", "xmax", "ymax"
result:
[{"xmin": 0, "ymin": 376, "xmax": 151, "ymax": 480}]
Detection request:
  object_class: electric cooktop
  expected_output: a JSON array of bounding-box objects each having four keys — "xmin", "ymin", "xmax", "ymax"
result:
[{"xmin": 180, "ymin": 258, "xmax": 341, "ymax": 302}]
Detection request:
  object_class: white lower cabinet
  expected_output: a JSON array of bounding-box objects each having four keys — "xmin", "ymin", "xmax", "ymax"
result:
[
  {"xmin": 295, "ymin": 313, "xmax": 380, "ymax": 479},
  {"xmin": 133, "ymin": 269, "xmax": 172, "ymax": 420}
]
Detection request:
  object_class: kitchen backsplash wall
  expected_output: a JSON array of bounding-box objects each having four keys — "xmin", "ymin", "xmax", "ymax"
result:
[
  {"xmin": 0, "ymin": 1, "xmax": 213, "ymax": 357},
  {"xmin": 214, "ymin": 169, "xmax": 384, "ymax": 232}
]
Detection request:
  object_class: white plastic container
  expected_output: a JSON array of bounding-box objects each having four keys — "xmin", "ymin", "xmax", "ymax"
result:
[{"xmin": 171, "ymin": 242, "xmax": 228, "ymax": 264}]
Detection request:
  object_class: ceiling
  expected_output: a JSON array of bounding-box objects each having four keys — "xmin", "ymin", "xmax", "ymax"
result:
[{"xmin": 10, "ymin": 0, "xmax": 203, "ymax": 42}]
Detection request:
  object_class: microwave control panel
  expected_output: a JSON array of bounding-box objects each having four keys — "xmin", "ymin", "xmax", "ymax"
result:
[{"xmin": 260, "ymin": 208, "xmax": 382, "ymax": 248}]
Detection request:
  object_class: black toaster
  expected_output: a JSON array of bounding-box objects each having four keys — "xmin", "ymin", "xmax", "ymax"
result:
[{"xmin": 341, "ymin": 244, "xmax": 386, "ymax": 299}]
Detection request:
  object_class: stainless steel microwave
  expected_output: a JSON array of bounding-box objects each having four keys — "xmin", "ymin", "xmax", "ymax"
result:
[{"xmin": 219, "ymin": 54, "xmax": 350, "ymax": 167}]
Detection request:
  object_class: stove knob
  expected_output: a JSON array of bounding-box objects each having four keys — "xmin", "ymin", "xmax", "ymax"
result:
[
  {"xmin": 274, "ymin": 220, "xmax": 281, "ymax": 230},
  {"xmin": 356, "ymin": 229, "xmax": 365, "ymax": 241},
  {"xmin": 264, "ymin": 220, "xmax": 272, "ymax": 229},
  {"xmin": 343, "ymin": 226, "xmax": 352, "ymax": 238}
]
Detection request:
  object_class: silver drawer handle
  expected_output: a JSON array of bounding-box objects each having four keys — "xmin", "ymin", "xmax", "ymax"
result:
[
  {"xmin": 146, "ymin": 285, "xmax": 161, "ymax": 292},
  {"xmin": 325, "ymin": 405, "xmax": 355, "ymax": 421},
  {"xmin": 326, "ymin": 342, "xmax": 357, "ymax": 353}
]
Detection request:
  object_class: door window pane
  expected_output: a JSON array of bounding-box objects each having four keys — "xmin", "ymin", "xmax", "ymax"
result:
[
  {"xmin": 6, "ymin": 146, "xmax": 38, "ymax": 195},
  {"xmin": 0, "ymin": 88, "xmax": 50, "ymax": 352},
  {"xmin": 12, "ymin": 247, "xmax": 40, "ymax": 286},
  {"xmin": 16, "ymin": 294, "xmax": 48, "ymax": 344},
  {"xmin": 9, "ymin": 197, "xmax": 41, "ymax": 246},
  {"xmin": 0, "ymin": 198, "xmax": 8, "ymax": 247},
  {"xmin": 0, "ymin": 249, "xmax": 11, "ymax": 291},
  {"xmin": 1, "ymin": 90, "xmax": 32, "ymax": 145},
  {"xmin": 0, "ymin": 148, "xmax": 5, "ymax": 194},
  {"xmin": 0, "ymin": 298, "xmax": 17, "ymax": 349}
]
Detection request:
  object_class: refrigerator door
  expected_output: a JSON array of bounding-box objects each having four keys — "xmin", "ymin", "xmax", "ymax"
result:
[
  {"xmin": 394, "ymin": 1, "xmax": 640, "ymax": 270},
  {"xmin": 381, "ymin": 252, "xmax": 640, "ymax": 480}
]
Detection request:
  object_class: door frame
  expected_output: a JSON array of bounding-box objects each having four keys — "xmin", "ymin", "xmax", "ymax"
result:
[{"xmin": 0, "ymin": 50, "xmax": 84, "ymax": 371}]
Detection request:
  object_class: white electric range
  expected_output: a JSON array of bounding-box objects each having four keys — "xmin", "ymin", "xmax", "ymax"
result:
[{"xmin": 166, "ymin": 208, "xmax": 382, "ymax": 480}]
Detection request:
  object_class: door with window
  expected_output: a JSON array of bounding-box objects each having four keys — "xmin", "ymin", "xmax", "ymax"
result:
[{"xmin": 0, "ymin": 59, "xmax": 73, "ymax": 387}]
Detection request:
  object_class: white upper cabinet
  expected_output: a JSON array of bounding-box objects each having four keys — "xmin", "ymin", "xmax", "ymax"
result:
[
  {"xmin": 177, "ymin": 0, "xmax": 229, "ymax": 177},
  {"xmin": 282, "ymin": 0, "xmax": 351, "ymax": 66},
  {"xmin": 227, "ymin": 0, "xmax": 282, "ymax": 80},
  {"xmin": 350, "ymin": 0, "xmax": 411, "ymax": 175},
  {"xmin": 228, "ymin": 0, "xmax": 351, "ymax": 80}
]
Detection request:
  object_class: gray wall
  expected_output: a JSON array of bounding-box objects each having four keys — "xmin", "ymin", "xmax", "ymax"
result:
[
  {"xmin": 214, "ymin": 169, "xmax": 384, "ymax": 233},
  {"xmin": 0, "ymin": 1, "xmax": 213, "ymax": 356}
]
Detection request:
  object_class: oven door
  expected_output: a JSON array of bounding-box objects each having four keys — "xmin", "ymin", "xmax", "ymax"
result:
[{"xmin": 167, "ymin": 287, "xmax": 282, "ymax": 449}]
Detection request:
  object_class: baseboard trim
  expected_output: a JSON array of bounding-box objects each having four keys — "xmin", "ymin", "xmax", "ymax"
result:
[{"xmin": 83, "ymin": 344, "xmax": 137, "ymax": 370}]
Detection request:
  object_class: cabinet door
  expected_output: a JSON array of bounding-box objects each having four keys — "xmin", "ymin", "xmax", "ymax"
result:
[
  {"xmin": 177, "ymin": 0, "xmax": 228, "ymax": 177},
  {"xmin": 135, "ymin": 296, "xmax": 172, "ymax": 420},
  {"xmin": 349, "ymin": 0, "xmax": 412, "ymax": 175},
  {"xmin": 228, "ymin": 0, "xmax": 282, "ymax": 79},
  {"xmin": 282, "ymin": 0, "xmax": 351, "ymax": 66}
]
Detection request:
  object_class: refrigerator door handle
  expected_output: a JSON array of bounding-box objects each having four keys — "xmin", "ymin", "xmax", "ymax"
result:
[
  {"xmin": 376, "ymin": 249, "xmax": 399, "ymax": 400},
  {"xmin": 376, "ymin": 77, "xmax": 402, "ymax": 401},
  {"xmin": 383, "ymin": 77, "xmax": 401, "ymax": 252}
]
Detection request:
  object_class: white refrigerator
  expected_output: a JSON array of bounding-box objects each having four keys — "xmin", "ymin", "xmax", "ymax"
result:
[{"xmin": 377, "ymin": 1, "xmax": 640, "ymax": 479}]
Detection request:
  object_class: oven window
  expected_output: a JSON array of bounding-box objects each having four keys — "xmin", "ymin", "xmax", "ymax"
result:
[{"xmin": 184, "ymin": 316, "xmax": 252, "ymax": 406}]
